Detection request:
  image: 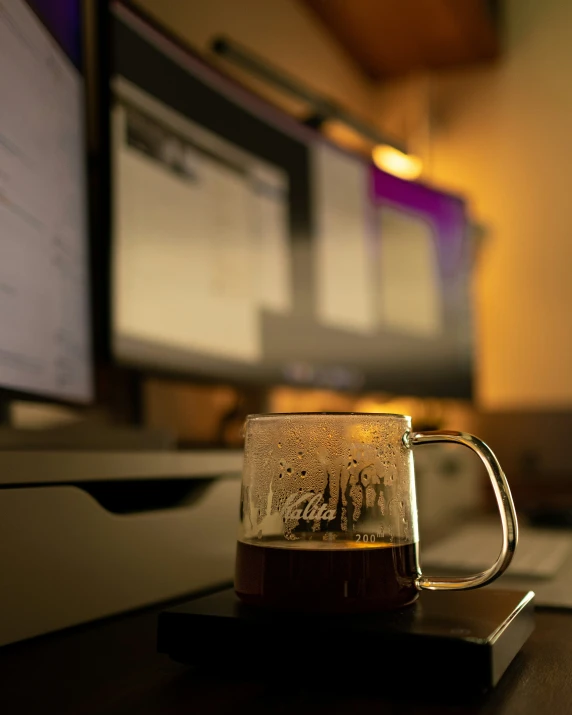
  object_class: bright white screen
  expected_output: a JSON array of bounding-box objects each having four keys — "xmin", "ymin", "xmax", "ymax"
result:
[
  {"xmin": 112, "ymin": 80, "xmax": 291, "ymax": 369},
  {"xmin": 0, "ymin": 0, "xmax": 92, "ymax": 402}
]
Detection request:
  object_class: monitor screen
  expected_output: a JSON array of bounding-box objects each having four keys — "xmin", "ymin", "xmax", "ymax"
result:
[
  {"xmin": 110, "ymin": 2, "xmax": 472, "ymax": 398},
  {"xmin": 0, "ymin": 0, "xmax": 92, "ymax": 402}
]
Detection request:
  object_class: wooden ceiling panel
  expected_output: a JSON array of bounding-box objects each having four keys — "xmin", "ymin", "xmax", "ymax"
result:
[{"xmin": 301, "ymin": 0, "xmax": 501, "ymax": 78}]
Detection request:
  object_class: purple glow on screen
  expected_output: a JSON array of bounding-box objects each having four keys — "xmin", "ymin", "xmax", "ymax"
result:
[
  {"xmin": 370, "ymin": 167, "xmax": 467, "ymax": 277},
  {"xmin": 26, "ymin": 0, "xmax": 81, "ymax": 68}
]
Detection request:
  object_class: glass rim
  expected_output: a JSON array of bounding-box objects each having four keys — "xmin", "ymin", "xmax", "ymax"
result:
[{"xmin": 247, "ymin": 412, "xmax": 411, "ymax": 420}]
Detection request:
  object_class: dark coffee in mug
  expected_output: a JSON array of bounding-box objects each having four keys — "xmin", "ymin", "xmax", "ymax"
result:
[
  {"xmin": 235, "ymin": 538, "xmax": 419, "ymax": 612},
  {"xmin": 235, "ymin": 413, "xmax": 517, "ymax": 612}
]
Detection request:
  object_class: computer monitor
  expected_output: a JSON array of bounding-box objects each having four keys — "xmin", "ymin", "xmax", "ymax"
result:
[
  {"xmin": 109, "ymin": 2, "xmax": 473, "ymax": 398},
  {"xmin": 0, "ymin": 0, "xmax": 92, "ymax": 403}
]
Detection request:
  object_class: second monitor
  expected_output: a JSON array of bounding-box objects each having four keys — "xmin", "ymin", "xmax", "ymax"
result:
[{"xmin": 109, "ymin": 2, "xmax": 472, "ymax": 398}]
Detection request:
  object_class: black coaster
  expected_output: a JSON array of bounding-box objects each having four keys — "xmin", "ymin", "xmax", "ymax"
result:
[{"xmin": 158, "ymin": 588, "xmax": 534, "ymax": 693}]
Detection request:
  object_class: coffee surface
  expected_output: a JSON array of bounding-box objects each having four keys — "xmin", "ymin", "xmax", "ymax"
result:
[{"xmin": 235, "ymin": 539, "xmax": 419, "ymax": 612}]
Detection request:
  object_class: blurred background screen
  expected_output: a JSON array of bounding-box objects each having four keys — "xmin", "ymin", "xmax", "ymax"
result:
[
  {"xmin": 0, "ymin": 0, "xmax": 91, "ymax": 404},
  {"xmin": 110, "ymin": 3, "xmax": 472, "ymax": 399}
]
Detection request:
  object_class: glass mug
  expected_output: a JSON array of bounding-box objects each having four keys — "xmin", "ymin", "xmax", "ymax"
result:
[{"xmin": 235, "ymin": 413, "xmax": 518, "ymax": 612}]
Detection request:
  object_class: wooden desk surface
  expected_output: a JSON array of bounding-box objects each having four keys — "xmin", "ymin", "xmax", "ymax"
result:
[{"xmin": 2, "ymin": 597, "xmax": 572, "ymax": 715}]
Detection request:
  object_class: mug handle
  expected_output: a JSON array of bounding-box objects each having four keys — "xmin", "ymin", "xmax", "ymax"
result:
[{"xmin": 408, "ymin": 430, "xmax": 518, "ymax": 591}]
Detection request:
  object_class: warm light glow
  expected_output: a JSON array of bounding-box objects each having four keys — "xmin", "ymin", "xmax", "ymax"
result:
[
  {"xmin": 323, "ymin": 120, "xmax": 372, "ymax": 156},
  {"xmin": 354, "ymin": 397, "xmax": 420, "ymax": 418},
  {"xmin": 372, "ymin": 145, "xmax": 423, "ymax": 181}
]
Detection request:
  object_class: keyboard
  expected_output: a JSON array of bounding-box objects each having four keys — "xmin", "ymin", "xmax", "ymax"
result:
[{"xmin": 423, "ymin": 523, "xmax": 572, "ymax": 579}]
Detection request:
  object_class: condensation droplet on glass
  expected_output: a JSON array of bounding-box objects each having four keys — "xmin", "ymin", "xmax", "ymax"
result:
[
  {"xmin": 298, "ymin": 451, "xmax": 303, "ymax": 458},
  {"xmin": 278, "ymin": 442, "xmax": 282, "ymax": 448},
  {"xmin": 301, "ymin": 470, "xmax": 307, "ymax": 477},
  {"xmin": 286, "ymin": 467, "xmax": 292, "ymax": 473},
  {"xmin": 257, "ymin": 530, "xmax": 262, "ymax": 539}
]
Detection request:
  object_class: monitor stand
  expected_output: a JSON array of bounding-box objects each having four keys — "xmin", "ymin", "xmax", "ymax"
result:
[{"xmin": 0, "ymin": 419, "xmax": 175, "ymax": 451}]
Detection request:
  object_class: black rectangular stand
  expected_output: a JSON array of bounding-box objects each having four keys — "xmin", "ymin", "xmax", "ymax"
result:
[{"xmin": 158, "ymin": 588, "xmax": 534, "ymax": 694}]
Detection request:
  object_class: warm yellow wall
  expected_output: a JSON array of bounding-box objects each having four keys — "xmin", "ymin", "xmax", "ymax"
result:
[
  {"xmin": 133, "ymin": 0, "xmax": 375, "ymax": 125},
  {"xmin": 427, "ymin": 0, "xmax": 572, "ymax": 409}
]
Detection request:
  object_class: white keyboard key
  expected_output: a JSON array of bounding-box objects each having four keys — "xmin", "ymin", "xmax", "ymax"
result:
[{"xmin": 423, "ymin": 523, "xmax": 572, "ymax": 579}]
